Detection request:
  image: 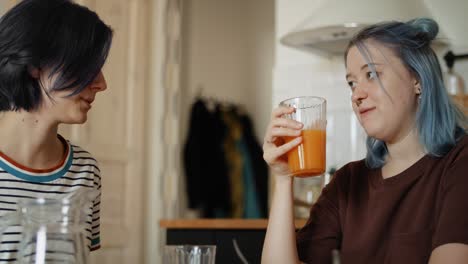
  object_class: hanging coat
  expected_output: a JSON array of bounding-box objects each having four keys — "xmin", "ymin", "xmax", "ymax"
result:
[{"xmin": 183, "ymin": 99, "xmax": 231, "ymax": 217}]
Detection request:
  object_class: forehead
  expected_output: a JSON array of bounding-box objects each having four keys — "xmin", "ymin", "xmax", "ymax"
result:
[{"xmin": 346, "ymin": 40, "xmax": 400, "ymax": 69}]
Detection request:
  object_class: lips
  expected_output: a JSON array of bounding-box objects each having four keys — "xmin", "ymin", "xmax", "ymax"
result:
[
  {"xmin": 81, "ymin": 98, "xmax": 94, "ymax": 105},
  {"xmin": 359, "ymin": 107, "xmax": 376, "ymax": 115},
  {"xmin": 80, "ymin": 98, "xmax": 95, "ymax": 110}
]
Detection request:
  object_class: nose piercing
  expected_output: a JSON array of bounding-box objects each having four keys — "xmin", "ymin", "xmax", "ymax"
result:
[
  {"xmin": 351, "ymin": 94, "xmax": 362, "ymax": 107},
  {"xmin": 355, "ymin": 99, "xmax": 362, "ymax": 107}
]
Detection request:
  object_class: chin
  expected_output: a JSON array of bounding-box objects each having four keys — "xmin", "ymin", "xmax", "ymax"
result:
[
  {"xmin": 76, "ymin": 115, "xmax": 88, "ymax": 124},
  {"xmin": 362, "ymin": 124, "xmax": 382, "ymax": 140},
  {"xmin": 62, "ymin": 115, "xmax": 88, "ymax": 124},
  {"xmin": 75, "ymin": 118, "xmax": 88, "ymax": 124}
]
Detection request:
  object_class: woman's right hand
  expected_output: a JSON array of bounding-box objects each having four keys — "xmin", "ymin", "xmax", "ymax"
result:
[{"xmin": 263, "ymin": 106, "xmax": 304, "ymax": 177}]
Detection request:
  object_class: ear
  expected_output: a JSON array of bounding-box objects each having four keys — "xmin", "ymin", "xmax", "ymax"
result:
[
  {"xmin": 413, "ymin": 77, "xmax": 422, "ymax": 95},
  {"xmin": 28, "ymin": 66, "xmax": 40, "ymax": 79}
]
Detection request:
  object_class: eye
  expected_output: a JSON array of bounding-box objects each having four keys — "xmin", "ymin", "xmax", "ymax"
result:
[
  {"xmin": 366, "ymin": 71, "xmax": 379, "ymax": 80},
  {"xmin": 347, "ymin": 81, "xmax": 356, "ymax": 91}
]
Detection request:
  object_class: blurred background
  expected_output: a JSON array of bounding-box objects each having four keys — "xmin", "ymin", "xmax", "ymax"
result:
[{"xmin": 1, "ymin": 0, "xmax": 468, "ymax": 263}]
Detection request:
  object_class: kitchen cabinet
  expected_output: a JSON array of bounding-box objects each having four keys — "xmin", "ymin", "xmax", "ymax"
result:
[
  {"xmin": 452, "ymin": 95, "xmax": 468, "ymax": 116},
  {"xmin": 160, "ymin": 219, "xmax": 307, "ymax": 263}
]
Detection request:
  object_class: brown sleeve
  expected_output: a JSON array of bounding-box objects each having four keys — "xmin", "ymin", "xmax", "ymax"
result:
[
  {"xmin": 432, "ymin": 144, "xmax": 468, "ymax": 250},
  {"xmin": 296, "ymin": 170, "xmax": 343, "ymax": 264}
]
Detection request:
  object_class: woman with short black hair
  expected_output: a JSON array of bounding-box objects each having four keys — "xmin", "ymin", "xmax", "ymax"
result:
[{"xmin": 0, "ymin": 0, "xmax": 112, "ymax": 261}]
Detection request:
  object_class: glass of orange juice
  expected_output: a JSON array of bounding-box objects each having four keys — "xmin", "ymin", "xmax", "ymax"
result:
[{"xmin": 280, "ymin": 96, "xmax": 326, "ymax": 177}]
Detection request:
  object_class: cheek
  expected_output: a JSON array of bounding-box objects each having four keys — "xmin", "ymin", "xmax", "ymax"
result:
[
  {"xmin": 351, "ymin": 104, "xmax": 358, "ymax": 114},
  {"xmin": 394, "ymin": 92, "xmax": 416, "ymax": 113},
  {"xmin": 395, "ymin": 91, "xmax": 409, "ymax": 103},
  {"xmin": 55, "ymin": 98, "xmax": 81, "ymax": 113},
  {"xmin": 352, "ymin": 105, "xmax": 362, "ymax": 123}
]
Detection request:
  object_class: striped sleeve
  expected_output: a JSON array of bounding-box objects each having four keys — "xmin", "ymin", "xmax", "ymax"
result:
[{"xmin": 90, "ymin": 164, "xmax": 101, "ymax": 251}]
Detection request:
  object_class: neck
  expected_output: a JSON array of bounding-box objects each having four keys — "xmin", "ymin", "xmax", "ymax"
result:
[
  {"xmin": 382, "ymin": 127, "xmax": 426, "ymax": 178},
  {"xmin": 0, "ymin": 110, "xmax": 63, "ymax": 169}
]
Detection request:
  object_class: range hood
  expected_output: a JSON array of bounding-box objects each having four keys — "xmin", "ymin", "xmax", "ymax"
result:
[{"xmin": 280, "ymin": 0, "xmax": 442, "ymax": 55}]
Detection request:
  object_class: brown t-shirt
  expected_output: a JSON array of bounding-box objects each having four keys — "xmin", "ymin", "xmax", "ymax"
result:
[{"xmin": 296, "ymin": 135, "xmax": 468, "ymax": 264}]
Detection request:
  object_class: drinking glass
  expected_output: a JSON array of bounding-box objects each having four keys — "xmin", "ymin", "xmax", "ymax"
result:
[
  {"xmin": 280, "ymin": 96, "xmax": 327, "ymax": 177},
  {"xmin": 163, "ymin": 245, "xmax": 216, "ymax": 264}
]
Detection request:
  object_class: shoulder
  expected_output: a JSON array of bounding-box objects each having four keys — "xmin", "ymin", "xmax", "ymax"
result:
[
  {"xmin": 338, "ymin": 159, "xmax": 368, "ymax": 174},
  {"xmin": 333, "ymin": 159, "xmax": 369, "ymax": 182},
  {"xmin": 437, "ymin": 134, "xmax": 468, "ymax": 188},
  {"xmin": 452, "ymin": 134, "xmax": 468, "ymax": 157},
  {"xmin": 65, "ymin": 139, "xmax": 101, "ymax": 177},
  {"xmin": 441, "ymin": 134, "xmax": 468, "ymax": 167},
  {"xmin": 69, "ymin": 142, "xmax": 98, "ymax": 164},
  {"xmin": 327, "ymin": 159, "xmax": 371, "ymax": 193}
]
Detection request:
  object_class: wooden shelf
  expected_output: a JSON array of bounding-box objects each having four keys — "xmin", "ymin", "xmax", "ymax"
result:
[
  {"xmin": 452, "ymin": 95, "xmax": 468, "ymax": 115},
  {"xmin": 159, "ymin": 218, "xmax": 307, "ymax": 230}
]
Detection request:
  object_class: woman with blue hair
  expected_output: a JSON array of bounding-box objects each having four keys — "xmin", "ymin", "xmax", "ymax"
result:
[{"xmin": 261, "ymin": 18, "xmax": 468, "ymax": 263}]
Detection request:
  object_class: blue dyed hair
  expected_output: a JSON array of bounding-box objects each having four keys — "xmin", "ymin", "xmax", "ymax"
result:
[{"xmin": 344, "ymin": 18, "xmax": 467, "ymax": 169}]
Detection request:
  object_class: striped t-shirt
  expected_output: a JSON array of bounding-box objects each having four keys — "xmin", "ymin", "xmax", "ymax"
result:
[{"xmin": 0, "ymin": 135, "xmax": 101, "ymax": 262}]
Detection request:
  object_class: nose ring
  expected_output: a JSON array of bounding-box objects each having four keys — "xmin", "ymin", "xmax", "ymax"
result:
[{"xmin": 355, "ymin": 99, "xmax": 362, "ymax": 107}]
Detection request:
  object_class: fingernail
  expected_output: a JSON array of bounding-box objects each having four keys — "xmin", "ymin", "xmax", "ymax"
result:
[{"xmin": 296, "ymin": 123, "xmax": 303, "ymax": 128}]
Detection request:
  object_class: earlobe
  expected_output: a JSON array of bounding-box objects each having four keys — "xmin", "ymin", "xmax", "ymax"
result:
[
  {"xmin": 414, "ymin": 79, "xmax": 422, "ymax": 95},
  {"xmin": 28, "ymin": 66, "xmax": 40, "ymax": 79}
]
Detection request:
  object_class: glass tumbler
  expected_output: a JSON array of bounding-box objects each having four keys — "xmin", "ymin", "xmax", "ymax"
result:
[
  {"xmin": 280, "ymin": 96, "xmax": 327, "ymax": 177},
  {"xmin": 163, "ymin": 245, "xmax": 216, "ymax": 264}
]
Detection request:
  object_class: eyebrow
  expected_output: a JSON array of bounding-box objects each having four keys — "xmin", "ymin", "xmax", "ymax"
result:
[{"xmin": 345, "ymin": 63, "xmax": 383, "ymax": 79}]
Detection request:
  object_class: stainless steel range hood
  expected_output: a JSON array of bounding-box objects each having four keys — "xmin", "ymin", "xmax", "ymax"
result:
[{"xmin": 280, "ymin": 0, "xmax": 441, "ymax": 54}]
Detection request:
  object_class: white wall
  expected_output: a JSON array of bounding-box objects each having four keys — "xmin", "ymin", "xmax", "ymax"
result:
[
  {"xmin": 0, "ymin": 2, "xmax": 7, "ymax": 16},
  {"xmin": 424, "ymin": 0, "xmax": 468, "ymax": 51},
  {"xmin": 274, "ymin": 0, "xmax": 468, "ymax": 170},
  {"xmin": 180, "ymin": 0, "xmax": 275, "ymax": 145},
  {"xmin": 179, "ymin": 0, "xmax": 275, "ymax": 216},
  {"xmin": 245, "ymin": 0, "xmax": 275, "ymax": 143},
  {"xmin": 181, "ymin": 0, "xmax": 249, "ymax": 110},
  {"xmin": 424, "ymin": 0, "xmax": 468, "ymax": 92}
]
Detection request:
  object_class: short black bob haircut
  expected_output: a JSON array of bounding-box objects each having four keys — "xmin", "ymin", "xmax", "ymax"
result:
[{"xmin": 0, "ymin": 0, "xmax": 113, "ymax": 111}]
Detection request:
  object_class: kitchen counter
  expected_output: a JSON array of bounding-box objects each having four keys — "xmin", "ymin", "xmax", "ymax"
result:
[
  {"xmin": 452, "ymin": 95, "xmax": 468, "ymax": 115},
  {"xmin": 160, "ymin": 218, "xmax": 308, "ymax": 263}
]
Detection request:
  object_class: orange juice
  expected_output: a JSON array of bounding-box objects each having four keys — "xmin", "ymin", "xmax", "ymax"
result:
[{"xmin": 284, "ymin": 129, "xmax": 326, "ymax": 177}]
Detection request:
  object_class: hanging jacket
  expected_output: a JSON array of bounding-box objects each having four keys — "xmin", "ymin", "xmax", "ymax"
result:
[
  {"xmin": 183, "ymin": 99, "xmax": 231, "ymax": 217},
  {"xmin": 239, "ymin": 114, "xmax": 269, "ymax": 217}
]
